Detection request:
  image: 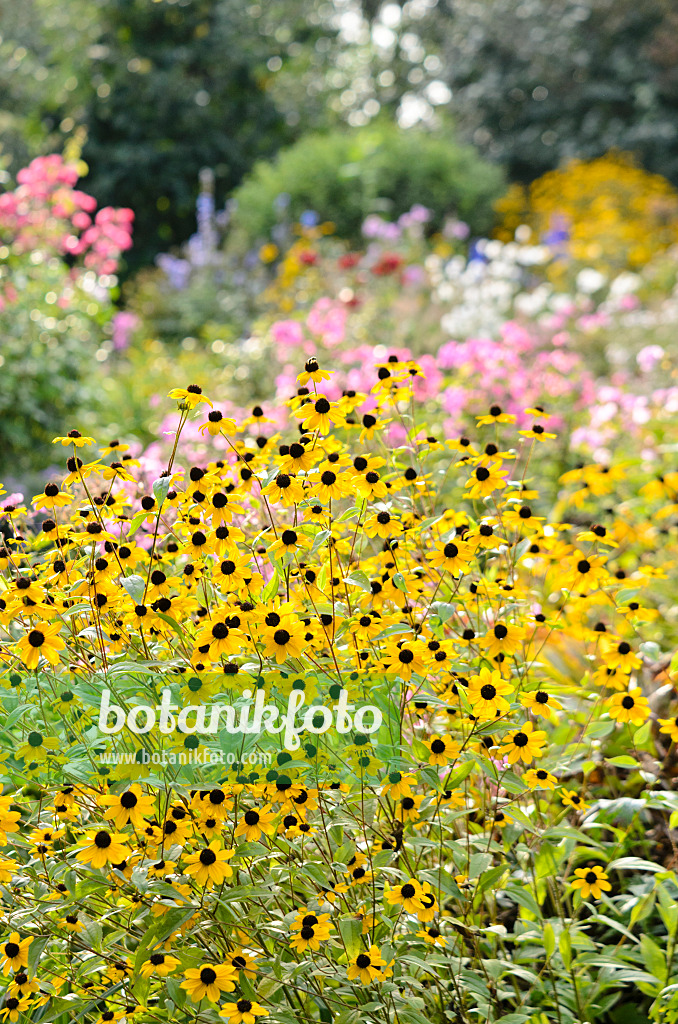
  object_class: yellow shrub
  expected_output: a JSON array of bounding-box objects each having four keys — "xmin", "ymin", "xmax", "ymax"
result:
[{"xmin": 495, "ymin": 152, "xmax": 678, "ymax": 272}]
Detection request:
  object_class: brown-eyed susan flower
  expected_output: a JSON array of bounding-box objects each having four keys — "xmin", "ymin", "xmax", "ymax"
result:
[
  {"xmin": 76, "ymin": 830, "xmax": 128, "ymax": 870},
  {"xmin": 295, "ymin": 395, "xmax": 343, "ymax": 434},
  {"xmin": 195, "ymin": 614, "xmax": 245, "ymax": 660},
  {"xmin": 476, "ymin": 405, "xmax": 516, "ymax": 426},
  {"xmin": 659, "ymin": 715, "xmax": 678, "ymax": 743},
  {"xmin": 7, "ymin": 973, "xmax": 39, "ymax": 999},
  {"xmin": 429, "ymin": 538, "xmax": 473, "ymax": 574},
  {"xmin": 52, "ymin": 429, "xmax": 96, "ymax": 447},
  {"xmin": 0, "ymin": 934, "xmax": 32, "ymax": 975},
  {"xmin": 297, "ymin": 357, "xmax": 331, "ymax": 386},
  {"xmin": 200, "ymin": 410, "xmax": 238, "ymax": 436},
  {"xmin": 384, "ymin": 878, "xmax": 426, "ymax": 913},
  {"xmin": 139, "ymin": 952, "xmax": 181, "ymax": 978},
  {"xmin": 381, "ymin": 639, "xmax": 427, "ymax": 681},
  {"xmin": 481, "ymin": 620, "xmax": 525, "ymax": 658},
  {"xmin": 234, "ymin": 805, "xmax": 276, "ymax": 842},
  {"xmin": 220, "ymin": 999, "xmax": 268, "ymax": 1024},
  {"xmin": 600, "ymin": 638, "xmax": 642, "ymax": 672},
  {"xmin": 260, "ymin": 621, "xmax": 307, "ymax": 664},
  {"xmin": 563, "ymin": 553, "xmax": 609, "ymax": 592},
  {"xmin": 423, "ymin": 734, "xmax": 459, "ymax": 767},
  {"xmin": 58, "ymin": 914, "xmax": 83, "ymax": 933},
  {"xmin": 468, "ymin": 668, "xmax": 513, "ymax": 719},
  {"xmin": 521, "ymin": 688, "xmax": 563, "ymax": 720},
  {"xmin": 416, "ymin": 882, "xmax": 439, "ymax": 922},
  {"xmin": 364, "ymin": 510, "xmax": 403, "ymax": 539},
  {"xmin": 0, "ymin": 798, "xmax": 21, "ymax": 844},
  {"xmin": 464, "ymin": 461, "xmax": 507, "ymax": 498},
  {"xmin": 518, "ymin": 422, "xmax": 556, "ymax": 441},
  {"xmin": 100, "ymin": 785, "xmax": 155, "ymax": 829},
  {"xmin": 499, "ymin": 721, "xmax": 547, "ymax": 765},
  {"xmin": 181, "ymin": 963, "xmax": 237, "ymax": 1003},
  {"xmin": 262, "ymin": 473, "xmax": 304, "ymax": 507},
  {"xmin": 354, "ymin": 468, "xmax": 388, "ymax": 500},
  {"xmin": 608, "ymin": 688, "xmax": 650, "ymax": 726},
  {"xmin": 225, "ymin": 948, "xmax": 258, "ymax": 978},
  {"xmin": 571, "ymin": 865, "xmax": 611, "ymax": 900},
  {"xmin": 0, "ymin": 997, "xmax": 31, "ymax": 1022},
  {"xmin": 347, "ymin": 945, "xmax": 387, "ymax": 985},
  {"xmin": 380, "ymin": 772, "xmax": 416, "ymax": 800},
  {"xmin": 16, "ymin": 732, "xmax": 61, "ymax": 764},
  {"xmin": 15, "ymin": 621, "xmax": 66, "ymax": 670},
  {"xmin": 184, "ymin": 842, "xmax": 235, "ymax": 887},
  {"xmin": 524, "ymin": 768, "xmax": 558, "ymax": 790},
  {"xmin": 168, "ymin": 385, "xmax": 212, "ymax": 409},
  {"xmin": 289, "ymin": 909, "xmax": 332, "ymax": 952},
  {"xmin": 417, "ymin": 926, "xmax": 446, "ymax": 947},
  {"xmin": 562, "ymin": 790, "xmax": 589, "ymax": 812}
]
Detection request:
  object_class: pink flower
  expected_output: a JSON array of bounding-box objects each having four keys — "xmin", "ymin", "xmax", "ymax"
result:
[{"xmin": 271, "ymin": 320, "xmax": 304, "ymax": 348}]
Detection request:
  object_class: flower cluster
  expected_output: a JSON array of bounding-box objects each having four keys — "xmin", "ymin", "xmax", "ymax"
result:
[
  {"xmin": 495, "ymin": 152, "xmax": 678, "ymax": 273},
  {"xmin": 0, "ymin": 353, "xmax": 675, "ymax": 1022}
]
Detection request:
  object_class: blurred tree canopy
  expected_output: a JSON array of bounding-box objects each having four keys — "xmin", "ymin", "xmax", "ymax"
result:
[
  {"xmin": 0, "ymin": 0, "xmax": 334, "ymax": 267},
  {"xmin": 288, "ymin": 0, "xmax": 678, "ymax": 185},
  {"xmin": 2, "ymin": 0, "xmax": 678, "ymax": 266}
]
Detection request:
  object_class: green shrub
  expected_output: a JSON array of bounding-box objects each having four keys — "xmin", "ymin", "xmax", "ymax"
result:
[{"xmin": 231, "ymin": 124, "xmax": 505, "ymax": 244}]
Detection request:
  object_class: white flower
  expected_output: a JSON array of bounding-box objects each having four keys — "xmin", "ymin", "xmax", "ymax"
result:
[{"xmin": 576, "ymin": 268, "xmax": 607, "ymax": 294}]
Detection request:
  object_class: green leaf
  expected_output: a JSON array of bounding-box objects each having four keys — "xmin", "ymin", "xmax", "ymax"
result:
[
  {"xmin": 344, "ymin": 570, "xmax": 371, "ymax": 592},
  {"xmin": 152, "ymin": 475, "xmax": 171, "ymax": 505},
  {"xmin": 640, "ymin": 934, "xmax": 666, "ymax": 982},
  {"xmin": 445, "ymin": 758, "xmax": 475, "ymax": 789},
  {"xmin": 338, "ymin": 917, "xmax": 363, "ymax": 958},
  {"xmin": 392, "ymin": 571, "xmax": 408, "ymax": 593},
  {"xmin": 543, "ymin": 922, "xmax": 555, "ymax": 958},
  {"xmin": 119, "ymin": 574, "xmax": 146, "ymax": 603},
  {"xmin": 262, "ymin": 570, "xmax": 279, "ymax": 602}
]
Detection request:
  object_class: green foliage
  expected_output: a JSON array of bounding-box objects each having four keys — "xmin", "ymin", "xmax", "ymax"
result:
[
  {"xmin": 80, "ymin": 0, "xmax": 296, "ymax": 269},
  {"xmin": 430, "ymin": 0, "xmax": 678, "ymax": 184},
  {"xmin": 231, "ymin": 124, "xmax": 505, "ymax": 244},
  {"xmin": 0, "ymin": 256, "xmax": 110, "ymax": 475}
]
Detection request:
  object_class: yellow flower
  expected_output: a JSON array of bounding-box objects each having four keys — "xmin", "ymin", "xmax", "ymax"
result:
[
  {"xmin": 234, "ymin": 805, "xmax": 276, "ymax": 842},
  {"xmin": 297, "ymin": 357, "xmax": 331, "ymax": 386},
  {"xmin": 220, "ymin": 999, "xmax": 268, "ymax": 1024},
  {"xmin": 476, "ymin": 405, "xmax": 516, "ymax": 426},
  {"xmin": 347, "ymin": 944, "xmax": 387, "ymax": 985},
  {"xmin": 423, "ymin": 735, "xmax": 459, "ymax": 767},
  {"xmin": 15, "ymin": 621, "xmax": 66, "ymax": 670},
  {"xmin": 181, "ymin": 963, "xmax": 237, "ymax": 1003},
  {"xmin": 608, "ymin": 688, "xmax": 650, "ymax": 726},
  {"xmin": 481, "ymin": 620, "xmax": 525, "ymax": 659},
  {"xmin": 100, "ymin": 785, "xmax": 155, "ymax": 829},
  {"xmin": 168, "ymin": 385, "xmax": 212, "ymax": 409},
  {"xmin": 524, "ymin": 768, "xmax": 558, "ymax": 791},
  {"xmin": 139, "ymin": 952, "xmax": 181, "ymax": 978},
  {"xmin": 468, "ymin": 668, "xmax": 513, "ymax": 719},
  {"xmin": 562, "ymin": 789, "xmax": 589, "ymax": 812},
  {"xmin": 571, "ymin": 865, "xmax": 611, "ymax": 900},
  {"xmin": 52, "ymin": 429, "xmax": 95, "ymax": 447},
  {"xmin": 294, "ymin": 395, "xmax": 343, "ymax": 434},
  {"xmin": 499, "ymin": 721, "xmax": 547, "ymax": 765},
  {"xmin": 76, "ymin": 830, "xmax": 128, "ymax": 870},
  {"xmin": 520, "ymin": 688, "xmax": 563, "ymax": 720},
  {"xmin": 184, "ymin": 842, "xmax": 235, "ymax": 887},
  {"xmin": 384, "ymin": 878, "xmax": 426, "ymax": 914},
  {"xmin": 659, "ymin": 715, "xmax": 678, "ymax": 743},
  {"xmin": 0, "ymin": 933, "xmax": 32, "ymax": 975}
]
